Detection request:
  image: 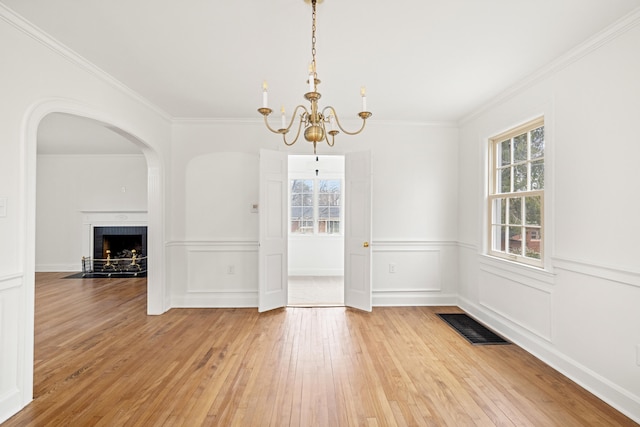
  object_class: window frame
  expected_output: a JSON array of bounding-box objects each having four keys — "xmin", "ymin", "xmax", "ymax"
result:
[
  {"xmin": 289, "ymin": 176, "xmax": 343, "ymax": 237},
  {"xmin": 488, "ymin": 117, "xmax": 544, "ymax": 268}
]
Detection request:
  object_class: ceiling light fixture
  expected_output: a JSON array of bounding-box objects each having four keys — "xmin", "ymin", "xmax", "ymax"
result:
[{"xmin": 258, "ymin": 0, "xmax": 372, "ymax": 154}]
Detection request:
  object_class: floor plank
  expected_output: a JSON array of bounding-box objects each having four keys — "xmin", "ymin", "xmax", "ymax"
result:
[{"xmin": 3, "ymin": 272, "xmax": 637, "ymax": 426}]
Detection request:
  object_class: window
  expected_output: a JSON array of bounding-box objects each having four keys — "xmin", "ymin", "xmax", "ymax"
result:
[
  {"xmin": 290, "ymin": 178, "xmax": 342, "ymax": 235},
  {"xmin": 488, "ymin": 118, "xmax": 544, "ymax": 267},
  {"xmin": 290, "ymin": 179, "xmax": 314, "ymax": 234}
]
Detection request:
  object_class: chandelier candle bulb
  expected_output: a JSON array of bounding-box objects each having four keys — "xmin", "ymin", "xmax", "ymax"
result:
[
  {"xmin": 361, "ymin": 87, "xmax": 367, "ymax": 111},
  {"xmin": 262, "ymin": 81, "xmax": 268, "ymax": 108},
  {"xmin": 281, "ymin": 106, "xmax": 286, "ymax": 129}
]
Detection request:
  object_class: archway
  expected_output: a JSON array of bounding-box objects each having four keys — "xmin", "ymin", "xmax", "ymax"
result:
[
  {"xmin": 18, "ymin": 98, "xmax": 168, "ymax": 405},
  {"xmin": 24, "ymin": 100, "xmax": 167, "ymax": 314}
]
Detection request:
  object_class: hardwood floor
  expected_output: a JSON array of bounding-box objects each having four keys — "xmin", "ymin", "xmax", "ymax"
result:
[
  {"xmin": 3, "ymin": 272, "xmax": 636, "ymax": 426},
  {"xmin": 288, "ymin": 276, "xmax": 344, "ymax": 306}
]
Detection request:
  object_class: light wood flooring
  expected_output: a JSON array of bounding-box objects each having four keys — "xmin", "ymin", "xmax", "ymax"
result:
[
  {"xmin": 3, "ymin": 272, "xmax": 636, "ymax": 426},
  {"xmin": 288, "ymin": 276, "xmax": 344, "ymax": 306}
]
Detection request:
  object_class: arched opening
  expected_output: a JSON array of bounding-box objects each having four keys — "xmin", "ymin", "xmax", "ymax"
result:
[
  {"xmin": 24, "ymin": 101, "xmax": 166, "ymax": 315},
  {"xmin": 20, "ymin": 99, "xmax": 167, "ymax": 405}
]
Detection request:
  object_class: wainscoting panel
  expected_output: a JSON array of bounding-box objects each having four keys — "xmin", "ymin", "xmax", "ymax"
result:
[
  {"xmin": 478, "ymin": 262, "xmax": 553, "ymax": 341},
  {"xmin": 0, "ymin": 274, "xmax": 23, "ymax": 423},
  {"xmin": 169, "ymin": 241, "xmax": 259, "ymax": 308},
  {"xmin": 187, "ymin": 247, "xmax": 258, "ymax": 293},
  {"xmin": 372, "ymin": 241, "xmax": 458, "ymax": 306}
]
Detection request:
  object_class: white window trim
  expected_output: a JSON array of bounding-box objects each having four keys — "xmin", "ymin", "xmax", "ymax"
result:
[{"xmin": 487, "ymin": 116, "xmax": 545, "ymax": 268}]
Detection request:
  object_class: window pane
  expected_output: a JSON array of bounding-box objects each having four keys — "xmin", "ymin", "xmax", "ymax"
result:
[
  {"xmin": 492, "ymin": 225, "xmax": 507, "ymax": 252},
  {"xmin": 525, "ymin": 196, "xmax": 541, "ymax": 226},
  {"xmin": 500, "ymin": 167, "xmax": 511, "ymax": 193},
  {"xmin": 508, "ymin": 197, "xmax": 522, "ymax": 225},
  {"xmin": 303, "ymin": 207, "xmax": 313, "ymax": 219},
  {"xmin": 318, "ymin": 194, "xmax": 330, "ymax": 205},
  {"xmin": 500, "ymin": 140, "xmax": 511, "ymax": 166},
  {"xmin": 508, "ymin": 226, "xmax": 523, "ymax": 255},
  {"xmin": 291, "ymin": 207, "xmax": 302, "ymax": 219},
  {"xmin": 322, "ymin": 179, "xmax": 340, "ymax": 193},
  {"xmin": 318, "ymin": 206, "xmax": 329, "ymax": 219},
  {"xmin": 514, "ymin": 164, "xmax": 527, "ymax": 192},
  {"xmin": 525, "ymin": 227, "xmax": 541, "ymax": 259},
  {"xmin": 513, "ymin": 133, "xmax": 527, "ymax": 162},
  {"xmin": 492, "ymin": 198, "xmax": 506, "ymax": 224},
  {"xmin": 330, "ymin": 207, "xmax": 340, "ymax": 218},
  {"xmin": 291, "ymin": 180, "xmax": 302, "ymax": 192},
  {"xmin": 531, "ymin": 161, "xmax": 544, "ymax": 190},
  {"xmin": 531, "ymin": 126, "xmax": 544, "ymax": 159},
  {"xmin": 291, "ymin": 194, "xmax": 302, "ymax": 206}
]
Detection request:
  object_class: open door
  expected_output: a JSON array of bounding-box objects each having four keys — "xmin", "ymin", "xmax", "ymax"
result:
[
  {"xmin": 344, "ymin": 150, "xmax": 372, "ymax": 311},
  {"xmin": 258, "ymin": 149, "xmax": 288, "ymax": 312}
]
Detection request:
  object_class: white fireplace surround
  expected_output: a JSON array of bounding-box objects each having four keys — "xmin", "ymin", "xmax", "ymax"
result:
[{"xmin": 82, "ymin": 210, "xmax": 148, "ymax": 258}]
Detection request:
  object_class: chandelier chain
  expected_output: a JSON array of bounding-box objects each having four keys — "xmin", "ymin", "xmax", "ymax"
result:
[{"xmin": 311, "ymin": 0, "xmax": 317, "ymax": 78}]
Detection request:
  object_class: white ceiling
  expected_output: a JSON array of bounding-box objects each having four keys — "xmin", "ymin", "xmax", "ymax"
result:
[{"xmin": 5, "ymin": 0, "xmax": 640, "ymax": 152}]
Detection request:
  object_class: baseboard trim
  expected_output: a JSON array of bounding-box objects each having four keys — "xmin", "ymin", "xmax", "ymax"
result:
[{"xmin": 373, "ymin": 291, "xmax": 457, "ymax": 307}]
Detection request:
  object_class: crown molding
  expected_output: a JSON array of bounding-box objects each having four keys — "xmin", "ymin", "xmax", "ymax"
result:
[
  {"xmin": 459, "ymin": 6, "xmax": 640, "ymax": 126},
  {"xmin": 0, "ymin": 3, "xmax": 172, "ymax": 123}
]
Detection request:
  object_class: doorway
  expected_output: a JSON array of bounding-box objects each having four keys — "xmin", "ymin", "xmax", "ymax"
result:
[{"xmin": 287, "ymin": 155, "xmax": 345, "ymax": 306}]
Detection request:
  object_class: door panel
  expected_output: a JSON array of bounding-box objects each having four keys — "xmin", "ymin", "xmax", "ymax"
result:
[
  {"xmin": 344, "ymin": 151, "xmax": 372, "ymax": 311},
  {"xmin": 259, "ymin": 150, "xmax": 288, "ymax": 312}
]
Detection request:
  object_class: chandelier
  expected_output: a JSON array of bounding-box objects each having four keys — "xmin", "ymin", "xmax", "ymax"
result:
[{"xmin": 258, "ymin": 0, "xmax": 372, "ymax": 154}]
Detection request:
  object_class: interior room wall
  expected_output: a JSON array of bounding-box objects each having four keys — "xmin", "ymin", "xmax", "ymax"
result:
[
  {"xmin": 35, "ymin": 154, "xmax": 148, "ymax": 271},
  {"xmin": 168, "ymin": 120, "xmax": 459, "ymax": 307},
  {"xmin": 457, "ymin": 21, "xmax": 640, "ymax": 421}
]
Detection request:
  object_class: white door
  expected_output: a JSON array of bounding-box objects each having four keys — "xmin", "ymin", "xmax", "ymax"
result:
[
  {"xmin": 258, "ymin": 150, "xmax": 288, "ymax": 312},
  {"xmin": 344, "ymin": 150, "xmax": 372, "ymax": 311}
]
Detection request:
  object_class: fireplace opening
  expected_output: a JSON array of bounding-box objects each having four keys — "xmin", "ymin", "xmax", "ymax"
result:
[
  {"xmin": 85, "ymin": 226, "xmax": 148, "ymax": 277},
  {"xmin": 93, "ymin": 226, "xmax": 147, "ymax": 260}
]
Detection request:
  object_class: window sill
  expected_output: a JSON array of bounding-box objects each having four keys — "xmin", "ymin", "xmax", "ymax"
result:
[{"xmin": 479, "ymin": 254, "xmax": 555, "ymax": 285}]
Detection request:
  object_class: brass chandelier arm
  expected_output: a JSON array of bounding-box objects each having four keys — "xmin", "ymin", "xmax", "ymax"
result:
[
  {"xmin": 321, "ymin": 120, "xmax": 335, "ymax": 147},
  {"xmin": 282, "ymin": 113, "xmax": 306, "ymax": 146},
  {"xmin": 260, "ymin": 113, "xmax": 282, "ymax": 134},
  {"xmin": 259, "ymin": 105, "xmax": 310, "ymax": 135},
  {"xmin": 322, "ymin": 106, "xmax": 371, "ymax": 136}
]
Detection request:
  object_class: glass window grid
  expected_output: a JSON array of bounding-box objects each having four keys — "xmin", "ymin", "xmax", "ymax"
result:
[
  {"xmin": 489, "ymin": 118, "xmax": 544, "ymax": 267},
  {"xmin": 290, "ymin": 178, "xmax": 342, "ymax": 236}
]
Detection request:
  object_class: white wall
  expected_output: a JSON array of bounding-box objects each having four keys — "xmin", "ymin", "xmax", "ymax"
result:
[
  {"xmin": 457, "ymin": 18, "xmax": 640, "ymax": 422},
  {"xmin": 168, "ymin": 120, "xmax": 459, "ymax": 307},
  {"xmin": 35, "ymin": 154, "xmax": 148, "ymax": 271},
  {"xmin": 0, "ymin": 7, "xmax": 171, "ymax": 422}
]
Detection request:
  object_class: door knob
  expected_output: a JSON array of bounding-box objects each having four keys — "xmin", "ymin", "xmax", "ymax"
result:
[{"xmin": 363, "ymin": 242, "xmax": 369, "ymax": 248}]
